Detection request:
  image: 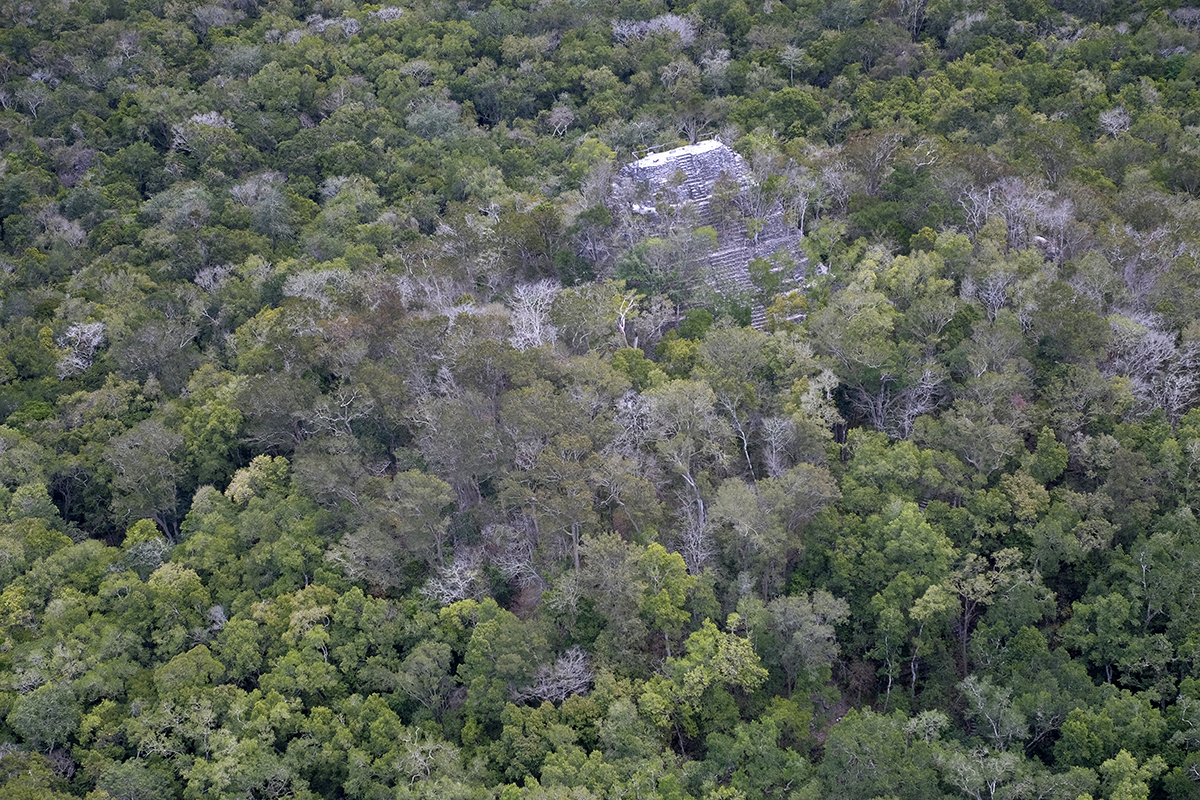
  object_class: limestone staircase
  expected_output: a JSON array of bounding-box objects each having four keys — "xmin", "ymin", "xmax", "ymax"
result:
[{"xmin": 618, "ymin": 141, "xmax": 806, "ymax": 328}]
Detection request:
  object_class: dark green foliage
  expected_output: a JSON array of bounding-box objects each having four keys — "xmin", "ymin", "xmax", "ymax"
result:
[{"xmin": 1, "ymin": 2, "xmax": 1200, "ymax": 799}]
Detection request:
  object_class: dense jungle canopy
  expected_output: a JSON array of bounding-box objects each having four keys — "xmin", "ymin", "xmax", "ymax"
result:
[{"xmin": 4, "ymin": 0, "xmax": 1200, "ymax": 798}]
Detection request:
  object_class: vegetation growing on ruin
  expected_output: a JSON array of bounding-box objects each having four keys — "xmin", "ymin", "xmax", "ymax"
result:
[{"xmin": 3, "ymin": 0, "xmax": 1200, "ymax": 798}]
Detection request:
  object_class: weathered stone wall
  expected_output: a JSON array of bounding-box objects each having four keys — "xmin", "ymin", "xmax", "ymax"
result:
[{"xmin": 614, "ymin": 140, "xmax": 804, "ymax": 327}]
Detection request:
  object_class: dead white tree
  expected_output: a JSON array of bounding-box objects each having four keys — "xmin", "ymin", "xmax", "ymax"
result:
[
  {"xmin": 421, "ymin": 546, "xmax": 486, "ymax": 605},
  {"xmin": 1098, "ymin": 106, "xmax": 1132, "ymax": 137},
  {"xmin": 309, "ymin": 385, "xmax": 374, "ymax": 438},
  {"xmin": 611, "ymin": 14, "xmax": 698, "ymax": 45},
  {"xmin": 194, "ymin": 264, "xmax": 234, "ymax": 293},
  {"xmin": 993, "ymin": 177, "xmax": 1051, "ymax": 252},
  {"xmin": 513, "ymin": 646, "xmax": 593, "ymax": 704},
  {"xmin": 1037, "ymin": 196, "xmax": 1089, "ymax": 262},
  {"xmin": 678, "ymin": 510, "xmax": 717, "ymax": 575},
  {"xmin": 782, "ymin": 163, "xmax": 820, "ymax": 236},
  {"xmin": 508, "ymin": 279, "xmax": 560, "ymax": 351},
  {"xmin": 1094, "ymin": 224, "xmax": 1157, "ymax": 309},
  {"xmin": 961, "ymin": 270, "xmax": 1017, "ymax": 321},
  {"xmin": 544, "ymin": 105, "xmax": 574, "ymax": 136},
  {"xmin": 898, "ymin": 0, "xmax": 929, "ymax": 40},
  {"xmin": 850, "ymin": 363, "xmax": 946, "ymax": 440},
  {"xmin": 778, "ymin": 44, "xmax": 805, "ymax": 85},
  {"xmin": 818, "ymin": 163, "xmax": 851, "ymax": 215},
  {"xmin": 842, "ymin": 129, "xmax": 905, "ymax": 197},
  {"xmin": 56, "ymin": 322, "xmax": 106, "ymax": 379},
  {"xmin": 230, "ymin": 172, "xmax": 285, "ymax": 206},
  {"xmin": 484, "ymin": 521, "xmax": 546, "ymax": 592},
  {"xmin": 659, "ymin": 58, "xmax": 700, "ymax": 94},
  {"xmin": 1106, "ymin": 313, "xmax": 1200, "ymax": 422},
  {"xmin": 761, "ymin": 415, "xmax": 796, "ymax": 478},
  {"xmin": 390, "ymin": 728, "xmax": 460, "ymax": 786},
  {"xmin": 368, "ymin": 6, "xmax": 404, "ymax": 22},
  {"xmin": 958, "ymin": 184, "xmax": 995, "ymax": 234},
  {"xmin": 171, "ymin": 111, "xmax": 235, "ymax": 153},
  {"xmin": 16, "ymin": 81, "xmax": 50, "ymax": 119}
]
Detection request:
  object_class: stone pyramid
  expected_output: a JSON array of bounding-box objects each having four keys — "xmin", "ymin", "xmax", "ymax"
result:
[{"xmin": 613, "ymin": 140, "xmax": 803, "ymax": 327}]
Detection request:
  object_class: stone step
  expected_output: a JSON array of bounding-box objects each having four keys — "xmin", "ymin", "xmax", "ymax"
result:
[{"xmin": 617, "ymin": 141, "xmax": 809, "ymax": 329}]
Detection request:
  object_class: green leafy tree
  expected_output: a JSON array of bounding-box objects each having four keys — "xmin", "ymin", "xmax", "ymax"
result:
[
  {"xmin": 104, "ymin": 419, "xmax": 185, "ymax": 539},
  {"xmin": 327, "ymin": 469, "xmax": 454, "ymax": 591},
  {"xmin": 8, "ymin": 682, "xmax": 81, "ymax": 752},
  {"xmin": 818, "ymin": 708, "xmax": 950, "ymax": 800},
  {"xmin": 640, "ymin": 616, "xmax": 768, "ymax": 747}
]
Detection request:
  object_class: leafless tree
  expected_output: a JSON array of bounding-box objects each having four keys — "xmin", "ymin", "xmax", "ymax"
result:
[
  {"xmin": 1098, "ymin": 106, "xmax": 1132, "ymax": 137},
  {"xmin": 421, "ymin": 546, "xmax": 486, "ymax": 605},
  {"xmin": 700, "ymin": 49, "xmax": 731, "ymax": 96},
  {"xmin": 508, "ymin": 279, "xmax": 560, "ymax": 351},
  {"xmin": 192, "ymin": 6, "xmax": 242, "ymax": 38},
  {"xmin": 898, "ymin": 0, "xmax": 929, "ymax": 40},
  {"xmin": 842, "ymin": 129, "xmax": 905, "ymax": 197},
  {"xmin": 819, "ymin": 162, "xmax": 852, "ymax": 215},
  {"xmin": 1037, "ymin": 196, "xmax": 1089, "ymax": 262},
  {"xmin": 368, "ymin": 6, "xmax": 404, "ymax": 22},
  {"xmin": 1105, "ymin": 313, "xmax": 1200, "ymax": 422},
  {"xmin": 484, "ymin": 521, "xmax": 546, "ymax": 592},
  {"xmin": 282, "ymin": 269, "xmax": 353, "ymax": 313},
  {"xmin": 309, "ymin": 385, "xmax": 375, "ymax": 438},
  {"xmin": 544, "ymin": 105, "xmax": 574, "ymax": 136},
  {"xmin": 675, "ymin": 100, "xmax": 723, "ymax": 144},
  {"xmin": 320, "ymin": 77, "xmax": 361, "ymax": 115},
  {"xmin": 761, "ymin": 416, "xmax": 796, "ymax": 478},
  {"xmin": 513, "ymin": 646, "xmax": 593, "ymax": 704},
  {"xmin": 391, "ymin": 728, "xmax": 460, "ymax": 785},
  {"xmin": 56, "ymin": 323, "xmax": 106, "ymax": 379},
  {"xmin": 782, "ymin": 162, "xmax": 820, "ymax": 236},
  {"xmin": 961, "ymin": 270, "xmax": 1017, "ymax": 322},
  {"xmin": 960, "ymin": 317, "xmax": 1025, "ymax": 380},
  {"xmin": 1104, "ymin": 313, "xmax": 1175, "ymax": 379},
  {"xmin": 611, "ymin": 15, "xmax": 698, "ymax": 46},
  {"xmin": 1172, "ymin": 7, "xmax": 1200, "ymax": 28},
  {"xmin": 850, "ymin": 363, "xmax": 946, "ymax": 440},
  {"xmin": 993, "ymin": 178, "xmax": 1052, "ymax": 251},
  {"xmin": 171, "ymin": 112, "xmax": 235, "ymax": 154},
  {"xmin": 958, "ymin": 183, "xmax": 996, "ymax": 234},
  {"xmin": 778, "ymin": 45, "xmax": 804, "ymax": 85},
  {"xmin": 659, "ymin": 58, "xmax": 700, "ymax": 94},
  {"xmin": 1096, "ymin": 223, "xmax": 1175, "ymax": 310},
  {"xmin": 16, "ymin": 81, "xmax": 49, "ymax": 119},
  {"xmin": 678, "ymin": 511, "xmax": 717, "ymax": 574}
]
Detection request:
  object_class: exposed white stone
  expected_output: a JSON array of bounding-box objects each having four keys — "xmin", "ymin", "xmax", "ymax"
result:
[
  {"xmin": 627, "ymin": 139, "xmax": 726, "ymax": 170},
  {"xmin": 614, "ymin": 141, "xmax": 804, "ymax": 327}
]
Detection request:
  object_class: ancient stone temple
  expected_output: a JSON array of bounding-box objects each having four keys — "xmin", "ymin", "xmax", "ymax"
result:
[{"xmin": 612, "ymin": 139, "xmax": 803, "ymax": 326}]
